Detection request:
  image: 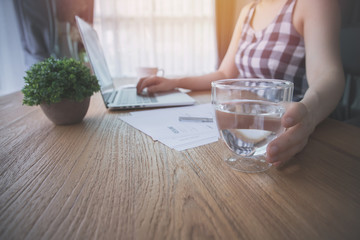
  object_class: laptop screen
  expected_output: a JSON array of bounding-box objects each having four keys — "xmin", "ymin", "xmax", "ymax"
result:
[{"xmin": 76, "ymin": 16, "xmax": 114, "ymax": 92}]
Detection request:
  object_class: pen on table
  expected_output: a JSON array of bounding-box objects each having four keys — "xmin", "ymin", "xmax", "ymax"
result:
[{"xmin": 178, "ymin": 116, "xmax": 213, "ymax": 123}]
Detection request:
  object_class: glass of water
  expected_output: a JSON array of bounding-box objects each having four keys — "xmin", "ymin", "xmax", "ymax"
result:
[{"xmin": 211, "ymin": 79, "xmax": 293, "ymax": 173}]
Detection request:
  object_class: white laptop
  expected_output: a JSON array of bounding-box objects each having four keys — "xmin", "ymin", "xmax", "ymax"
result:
[{"xmin": 75, "ymin": 16, "xmax": 196, "ymax": 110}]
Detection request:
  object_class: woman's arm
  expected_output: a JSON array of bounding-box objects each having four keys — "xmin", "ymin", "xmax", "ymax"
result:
[
  {"xmin": 266, "ymin": 0, "xmax": 345, "ymax": 167},
  {"xmin": 301, "ymin": 0, "xmax": 345, "ymax": 125},
  {"xmin": 174, "ymin": 7, "xmax": 250, "ymax": 91},
  {"xmin": 136, "ymin": 4, "xmax": 253, "ymax": 93}
]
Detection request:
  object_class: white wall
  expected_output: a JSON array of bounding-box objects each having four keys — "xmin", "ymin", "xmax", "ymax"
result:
[{"xmin": 0, "ymin": 0, "xmax": 26, "ymax": 96}]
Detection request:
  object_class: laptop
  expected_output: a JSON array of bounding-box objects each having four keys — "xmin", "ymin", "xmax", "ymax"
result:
[{"xmin": 75, "ymin": 16, "xmax": 196, "ymax": 110}]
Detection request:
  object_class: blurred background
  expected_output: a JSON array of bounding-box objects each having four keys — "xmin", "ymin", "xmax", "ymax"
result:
[
  {"xmin": 0, "ymin": 0, "xmax": 252, "ymax": 96},
  {"xmin": 0, "ymin": 0, "xmax": 359, "ymax": 126}
]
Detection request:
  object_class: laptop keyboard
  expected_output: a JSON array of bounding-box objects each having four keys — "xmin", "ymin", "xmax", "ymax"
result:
[{"xmin": 116, "ymin": 88, "xmax": 158, "ymax": 105}]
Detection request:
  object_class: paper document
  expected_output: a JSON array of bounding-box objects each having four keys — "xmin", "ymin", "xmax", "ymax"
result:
[{"xmin": 119, "ymin": 103, "xmax": 219, "ymax": 151}]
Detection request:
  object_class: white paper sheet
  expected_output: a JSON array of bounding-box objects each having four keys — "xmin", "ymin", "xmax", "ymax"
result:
[{"xmin": 119, "ymin": 104, "xmax": 219, "ymax": 151}]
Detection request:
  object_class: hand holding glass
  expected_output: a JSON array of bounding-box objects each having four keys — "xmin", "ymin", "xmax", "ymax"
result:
[{"xmin": 211, "ymin": 79, "xmax": 294, "ymax": 173}]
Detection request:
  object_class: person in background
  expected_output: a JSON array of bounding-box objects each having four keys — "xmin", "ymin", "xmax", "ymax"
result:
[
  {"xmin": 136, "ymin": 0, "xmax": 345, "ymax": 168},
  {"xmin": 14, "ymin": 0, "xmax": 57, "ymax": 69},
  {"xmin": 14, "ymin": 0, "xmax": 93, "ymax": 69}
]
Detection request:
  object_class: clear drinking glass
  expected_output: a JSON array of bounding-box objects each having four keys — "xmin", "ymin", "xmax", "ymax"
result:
[{"xmin": 211, "ymin": 79, "xmax": 294, "ymax": 173}]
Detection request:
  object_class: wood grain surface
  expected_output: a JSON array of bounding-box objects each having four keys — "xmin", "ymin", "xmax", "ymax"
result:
[{"xmin": 1, "ymin": 90, "xmax": 360, "ymax": 240}]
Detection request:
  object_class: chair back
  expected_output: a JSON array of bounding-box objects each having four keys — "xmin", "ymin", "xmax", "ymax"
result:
[
  {"xmin": 340, "ymin": 27, "xmax": 360, "ymax": 75},
  {"xmin": 331, "ymin": 1, "xmax": 360, "ymax": 126}
]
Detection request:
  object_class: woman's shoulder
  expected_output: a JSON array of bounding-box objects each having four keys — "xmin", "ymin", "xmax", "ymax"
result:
[
  {"xmin": 296, "ymin": 0, "xmax": 341, "ymax": 17},
  {"xmin": 239, "ymin": 2, "xmax": 255, "ymax": 17},
  {"xmin": 294, "ymin": 0, "xmax": 341, "ymax": 35},
  {"xmin": 236, "ymin": 1, "xmax": 256, "ymax": 26}
]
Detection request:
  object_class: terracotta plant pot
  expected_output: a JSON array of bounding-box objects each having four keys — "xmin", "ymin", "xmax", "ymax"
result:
[{"xmin": 40, "ymin": 97, "xmax": 90, "ymax": 125}]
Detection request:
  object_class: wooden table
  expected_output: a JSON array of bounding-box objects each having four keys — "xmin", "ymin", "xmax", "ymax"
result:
[{"xmin": 1, "ymin": 90, "xmax": 360, "ymax": 240}]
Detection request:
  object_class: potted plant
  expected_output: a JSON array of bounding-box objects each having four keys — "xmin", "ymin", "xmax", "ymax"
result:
[{"xmin": 22, "ymin": 57, "xmax": 100, "ymax": 125}]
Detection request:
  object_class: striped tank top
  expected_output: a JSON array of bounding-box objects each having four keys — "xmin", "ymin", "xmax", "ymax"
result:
[{"xmin": 235, "ymin": 0, "xmax": 307, "ymax": 100}]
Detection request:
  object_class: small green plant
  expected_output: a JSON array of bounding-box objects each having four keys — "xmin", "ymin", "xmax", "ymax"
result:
[{"xmin": 22, "ymin": 57, "xmax": 100, "ymax": 106}]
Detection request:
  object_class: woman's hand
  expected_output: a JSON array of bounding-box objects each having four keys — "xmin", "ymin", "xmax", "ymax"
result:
[
  {"xmin": 136, "ymin": 76, "xmax": 178, "ymax": 94},
  {"xmin": 266, "ymin": 102, "xmax": 316, "ymax": 168}
]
